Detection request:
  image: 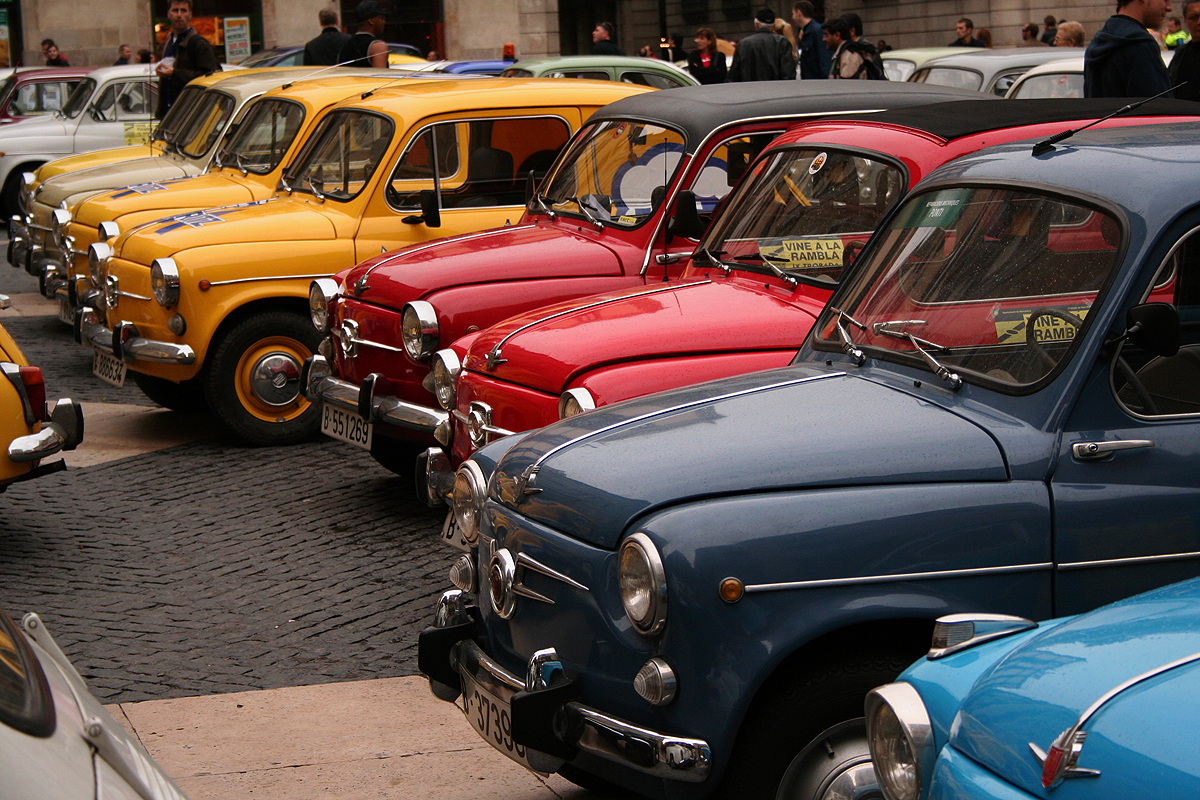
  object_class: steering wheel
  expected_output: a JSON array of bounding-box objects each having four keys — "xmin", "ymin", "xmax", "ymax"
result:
[
  {"xmin": 842, "ymin": 240, "xmax": 866, "ymax": 269},
  {"xmin": 1025, "ymin": 308, "xmax": 1085, "ymax": 370}
]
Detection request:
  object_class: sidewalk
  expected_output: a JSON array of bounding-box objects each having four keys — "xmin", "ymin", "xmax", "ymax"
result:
[{"xmin": 105, "ymin": 676, "xmax": 601, "ymax": 799}]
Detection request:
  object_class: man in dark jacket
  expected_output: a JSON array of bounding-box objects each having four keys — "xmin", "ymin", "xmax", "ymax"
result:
[
  {"xmin": 304, "ymin": 9, "xmax": 351, "ymax": 65},
  {"xmin": 592, "ymin": 22, "xmax": 624, "ymax": 55},
  {"xmin": 1169, "ymin": 0, "xmax": 1200, "ymax": 99},
  {"xmin": 792, "ymin": 0, "xmax": 831, "ymax": 78},
  {"xmin": 728, "ymin": 8, "xmax": 795, "ymax": 81},
  {"xmin": 1084, "ymin": 0, "xmax": 1172, "ymax": 97},
  {"xmin": 156, "ymin": 0, "xmax": 220, "ymax": 117}
]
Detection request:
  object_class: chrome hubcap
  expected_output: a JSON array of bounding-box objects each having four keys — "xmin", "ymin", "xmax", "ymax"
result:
[
  {"xmin": 250, "ymin": 352, "xmax": 302, "ymax": 406},
  {"xmin": 775, "ymin": 719, "xmax": 882, "ymax": 800}
]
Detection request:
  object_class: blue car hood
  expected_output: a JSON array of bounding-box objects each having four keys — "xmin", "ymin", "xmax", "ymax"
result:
[
  {"xmin": 950, "ymin": 578, "xmax": 1200, "ymax": 798},
  {"xmin": 491, "ymin": 366, "xmax": 1008, "ymax": 549}
]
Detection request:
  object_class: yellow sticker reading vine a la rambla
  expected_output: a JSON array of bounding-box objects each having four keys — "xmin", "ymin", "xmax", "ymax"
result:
[{"xmin": 758, "ymin": 237, "xmax": 844, "ymax": 269}]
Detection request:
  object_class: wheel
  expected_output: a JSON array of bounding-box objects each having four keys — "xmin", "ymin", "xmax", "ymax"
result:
[
  {"xmin": 204, "ymin": 310, "xmax": 322, "ymax": 445},
  {"xmin": 1, "ymin": 169, "xmax": 24, "ymax": 220},
  {"xmin": 716, "ymin": 652, "xmax": 912, "ymax": 800},
  {"xmin": 368, "ymin": 437, "xmax": 424, "ymax": 477},
  {"xmin": 131, "ymin": 373, "xmax": 210, "ymax": 413}
]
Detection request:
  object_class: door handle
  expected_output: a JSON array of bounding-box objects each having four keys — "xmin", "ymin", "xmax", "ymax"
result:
[{"xmin": 1072, "ymin": 439, "xmax": 1155, "ymax": 460}]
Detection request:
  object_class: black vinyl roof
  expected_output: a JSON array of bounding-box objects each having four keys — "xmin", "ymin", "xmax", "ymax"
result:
[
  {"xmin": 589, "ymin": 81, "xmax": 990, "ymax": 147},
  {"xmin": 825, "ymin": 97, "xmax": 1200, "ymax": 142}
]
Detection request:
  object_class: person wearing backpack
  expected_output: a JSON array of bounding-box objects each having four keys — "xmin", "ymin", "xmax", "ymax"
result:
[
  {"xmin": 156, "ymin": 0, "xmax": 220, "ymax": 117},
  {"xmin": 824, "ymin": 16, "xmax": 886, "ymax": 79}
]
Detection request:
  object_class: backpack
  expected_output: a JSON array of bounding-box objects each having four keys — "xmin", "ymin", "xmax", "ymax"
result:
[{"xmin": 843, "ymin": 40, "xmax": 886, "ymax": 80}]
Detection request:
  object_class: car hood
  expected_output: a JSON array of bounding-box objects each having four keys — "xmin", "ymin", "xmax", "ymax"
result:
[
  {"xmin": 491, "ymin": 367, "xmax": 1007, "ymax": 548},
  {"xmin": 464, "ymin": 277, "xmax": 828, "ymax": 393},
  {"xmin": 343, "ymin": 222, "xmax": 621, "ymax": 309},
  {"xmin": 1, "ymin": 114, "xmax": 70, "ymax": 145},
  {"xmin": 949, "ymin": 578, "xmax": 1200, "ymax": 797},
  {"xmin": 76, "ymin": 174, "xmax": 255, "ymax": 228},
  {"xmin": 114, "ymin": 197, "xmax": 335, "ymax": 266},
  {"xmin": 38, "ymin": 156, "xmax": 192, "ymax": 209}
]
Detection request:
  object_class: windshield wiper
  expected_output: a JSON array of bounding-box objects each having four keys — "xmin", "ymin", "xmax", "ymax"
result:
[
  {"xmin": 829, "ymin": 306, "xmax": 867, "ymax": 365},
  {"xmin": 699, "ymin": 248, "xmax": 732, "ymax": 276},
  {"xmin": 872, "ymin": 319, "xmax": 962, "ymax": 390},
  {"xmin": 570, "ymin": 196, "xmax": 605, "ymax": 230},
  {"xmin": 303, "ymin": 175, "xmax": 325, "ymax": 201},
  {"xmin": 531, "ymin": 192, "xmax": 555, "ymax": 218}
]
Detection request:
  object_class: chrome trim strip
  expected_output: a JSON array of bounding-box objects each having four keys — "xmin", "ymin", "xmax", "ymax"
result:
[
  {"xmin": 516, "ymin": 551, "xmax": 589, "ymax": 592},
  {"xmin": 204, "ymin": 273, "xmax": 331, "ymax": 287},
  {"xmin": 115, "ymin": 290, "xmax": 153, "ymax": 301},
  {"xmin": 744, "ymin": 561, "xmax": 1053, "ymax": 594},
  {"xmin": 1057, "ymin": 550, "xmax": 1200, "ymax": 571}
]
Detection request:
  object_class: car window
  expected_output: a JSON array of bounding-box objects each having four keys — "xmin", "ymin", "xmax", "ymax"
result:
[
  {"xmin": 61, "ymin": 78, "xmax": 96, "ymax": 119},
  {"xmin": 91, "ymin": 80, "xmax": 157, "ymax": 121},
  {"xmin": 9, "ymin": 80, "xmax": 77, "ymax": 116},
  {"xmin": 620, "ymin": 70, "xmax": 685, "ymax": 89},
  {"xmin": 389, "ymin": 115, "xmax": 570, "ymax": 210},
  {"xmin": 176, "ymin": 90, "xmax": 236, "ymax": 158},
  {"xmin": 288, "ymin": 109, "xmax": 395, "ymax": 202},
  {"xmin": 690, "ymin": 131, "xmax": 784, "ymax": 216},
  {"xmin": 276, "ymin": 51, "xmax": 303, "ymax": 66},
  {"xmin": 549, "ymin": 70, "xmax": 610, "ymax": 80},
  {"xmin": 154, "ymin": 84, "xmax": 204, "ymax": 142},
  {"xmin": 989, "ymin": 69, "xmax": 1028, "ymax": 96},
  {"xmin": 884, "ymin": 59, "xmax": 916, "ymax": 81},
  {"xmin": 499, "ymin": 68, "xmax": 534, "ymax": 77},
  {"xmin": 911, "ymin": 66, "xmax": 984, "ymax": 92},
  {"xmin": 1009, "ymin": 73, "xmax": 1084, "ymax": 99},
  {"xmin": 218, "ymin": 98, "xmax": 305, "ymax": 174}
]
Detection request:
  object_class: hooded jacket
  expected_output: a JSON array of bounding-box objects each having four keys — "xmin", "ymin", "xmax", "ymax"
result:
[{"xmin": 1084, "ymin": 14, "xmax": 1172, "ymax": 97}]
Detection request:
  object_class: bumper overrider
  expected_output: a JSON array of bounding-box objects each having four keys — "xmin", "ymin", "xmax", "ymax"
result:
[
  {"xmin": 301, "ymin": 354, "xmax": 450, "ymax": 438},
  {"xmin": 419, "ymin": 589, "xmax": 712, "ymax": 783},
  {"xmin": 77, "ymin": 308, "xmax": 196, "ymax": 364},
  {"xmin": 7, "ymin": 398, "xmax": 84, "ymax": 463}
]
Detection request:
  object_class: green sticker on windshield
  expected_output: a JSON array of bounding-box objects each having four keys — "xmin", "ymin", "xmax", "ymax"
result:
[
  {"xmin": 759, "ymin": 237, "xmax": 843, "ymax": 268},
  {"xmin": 898, "ymin": 188, "xmax": 971, "ymax": 228}
]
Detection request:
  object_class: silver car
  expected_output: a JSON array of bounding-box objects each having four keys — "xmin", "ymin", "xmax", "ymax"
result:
[{"xmin": 910, "ymin": 46, "xmax": 1085, "ymax": 95}]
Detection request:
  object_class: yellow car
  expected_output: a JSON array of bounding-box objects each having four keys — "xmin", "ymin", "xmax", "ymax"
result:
[
  {"xmin": 78, "ymin": 78, "xmax": 649, "ymax": 444},
  {"xmin": 0, "ymin": 302, "xmax": 83, "ymax": 488},
  {"xmin": 60, "ymin": 73, "xmax": 427, "ymax": 326}
]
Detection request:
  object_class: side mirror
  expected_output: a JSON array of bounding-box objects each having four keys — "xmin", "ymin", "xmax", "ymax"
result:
[
  {"xmin": 402, "ymin": 189, "xmax": 441, "ymax": 228},
  {"xmin": 1126, "ymin": 302, "xmax": 1180, "ymax": 357},
  {"xmin": 524, "ymin": 170, "xmax": 535, "ymax": 206},
  {"xmin": 667, "ymin": 190, "xmax": 705, "ymax": 240}
]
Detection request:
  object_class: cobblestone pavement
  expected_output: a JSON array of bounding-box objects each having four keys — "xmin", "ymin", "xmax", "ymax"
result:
[{"xmin": 0, "ymin": 258, "xmax": 452, "ymax": 704}]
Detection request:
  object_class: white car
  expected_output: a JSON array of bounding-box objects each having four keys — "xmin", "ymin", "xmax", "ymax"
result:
[
  {"xmin": 1003, "ymin": 51, "xmax": 1173, "ymax": 99},
  {"xmin": 0, "ymin": 607, "xmax": 190, "ymax": 800}
]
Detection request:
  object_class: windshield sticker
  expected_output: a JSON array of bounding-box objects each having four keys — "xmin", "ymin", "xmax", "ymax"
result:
[
  {"xmin": 898, "ymin": 189, "xmax": 972, "ymax": 228},
  {"xmin": 993, "ymin": 304, "xmax": 1091, "ymax": 344},
  {"xmin": 808, "ymin": 152, "xmax": 827, "ymax": 175},
  {"xmin": 612, "ymin": 123, "xmax": 627, "ymax": 139},
  {"xmin": 123, "ymin": 121, "xmax": 155, "ymax": 146},
  {"xmin": 759, "ymin": 236, "xmax": 843, "ymax": 269},
  {"xmin": 152, "ymin": 199, "xmax": 271, "ymax": 233},
  {"xmin": 618, "ymin": 215, "xmax": 638, "ymax": 225}
]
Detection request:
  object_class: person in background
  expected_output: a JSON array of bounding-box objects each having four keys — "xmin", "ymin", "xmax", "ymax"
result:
[
  {"xmin": 791, "ymin": 0, "xmax": 830, "ymax": 78},
  {"xmin": 841, "ymin": 12, "xmax": 884, "ymax": 71},
  {"xmin": 669, "ymin": 34, "xmax": 688, "ymax": 61},
  {"xmin": 137, "ymin": 48, "xmax": 154, "ymax": 63},
  {"xmin": 876, "ymin": 38, "xmax": 893, "ymax": 51},
  {"xmin": 45, "ymin": 42, "xmax": 70, "ymax": 66},
  {"xmin": 825, "ymin": 15, "xmax": 884, "ymax": 78},
  {"xmin": 1169, "ymin": 0, "xmax": 1200, "ymax": 98},
  {"xmin": 1084, "ymin": 0, "xmax": 1172, "ymax": 97},
  {"xmin": 638, "ymin": 44, "xmax": 658, "ymax": 58},
  {"xmin": 950, "ymin": 18, "xmax": 987, "ymax": 47},
  {"xmin": 304, "ymin": 8, "xmax": 351, "ymax": 65},
  {"xmin": 114, "ymin": 44, "xmax": 132, "ymax": 65},
  {"xmin": 1020, "ymin": 22, "xmax": 1048, "ymax": 44},
  {"xmin": 157, "ymin": 0, "xmax": 220, "ymax": 116},
  {"xmin": 592, "ymin": 22, "xmax": 625, "ymax": 55},
  {"xmin": 1165, "ymin": 15, "xmax": 1192, "ymax": 46},
  {"xmin": 1055, "ymin": 20, "xmax": 1086, "ymax": 46},
  {"xmin": 338, "ymin": 0, "xmax": 389, "ymax": 68},
  {"xmin": 1042, "ymin": 15, "xmax": 1059, "ymax": 44},
  {"xmin": 728, "ymin": 7, "xmax": 795, "ymax": 81},
  {"xmin": 688, "ymin": 27, "xmax": 727, "ymax": 84},
  {"xmin": 977, "ymin": 27, "xmax": 994, "ymax": 47}
]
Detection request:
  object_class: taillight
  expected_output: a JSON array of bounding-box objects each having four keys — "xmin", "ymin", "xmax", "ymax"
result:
[{"xmin": 18, "ymin": 367, "xmax": 47, "ymax": 421}]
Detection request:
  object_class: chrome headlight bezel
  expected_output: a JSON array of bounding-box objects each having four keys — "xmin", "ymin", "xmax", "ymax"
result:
[
  {"xmin": 559, "ymin": 387, "xmax": 596, "ymax": 419},
  {"xmin": 864, "ymin": 682, "xmax": 936, "ymax": 800},
  {"xmin": 401, "ymin": 300, "xmax": 439, "ymax": 362},
  {"xmin": 97, "ymin": 221, "xmax": 120, "ymax": 243},
  {"xmin": 450, "ymin": 460, "xmax": 486, "ymax": 545},
  {"xmin": 150, "ymin": 257, "xmax": 180, "ymax": 307},
  {"xmin": 51, "ymin": 208, "xmax": 71, "ymax": 249},
  {"xmin": 619, "ymin": 532, "xmax": 668, "ymax": 635},
  {"xmin": 309, "ymin": 278, "xmax": 339, "ymax": 333},
  {"xmin": 88, "ymin": 242, "xmax": 112, "ymax": 287},
  {"xmin": 430, "ymin": 349, "xmax": 461, "ymax": 410}
]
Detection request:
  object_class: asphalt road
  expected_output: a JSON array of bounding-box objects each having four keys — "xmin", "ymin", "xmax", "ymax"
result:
[{"xmin": 0, "ymin": 256, "xmax": 453, "ymax": 704}]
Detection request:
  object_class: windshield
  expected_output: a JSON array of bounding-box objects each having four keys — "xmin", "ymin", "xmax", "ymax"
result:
[
  {"xmin": 814, "ymin": 186, "xmax": 1122, "ymax": 389},
  {"xmin": 286, "ymin": 109, "xmax": 395, "ymax": 201},
  {"xmin": 540, "ymin": 119, "xmax": 687, "ymax": 228},
  {"xmin": 911, "ymin": 66, "xmax": 983, "ymax": 92},
  {"xmin": 176, "ymin": 90, "xmax": 235, "ymax": 158},
  {"xmin": 154, "ymin": 84, "xmax": 204, "ymax": 142},
  {"xmin": 61, "ymin": 78, "xmax": 97, "ymax": 119},
  {"xmin": 218, "ymin": 98, "xmax": 305, "ymax": 174},
  {"xmin": 699, "ymin": 147, "xmax": 904, "ymax": 287}
]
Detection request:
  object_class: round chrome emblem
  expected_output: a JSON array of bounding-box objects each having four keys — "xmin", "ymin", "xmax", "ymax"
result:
[
  {"xmin": 250, "ymin": 353, "xmax": 302, "ymax": 406},
  {"xmin": 488, "ymin": 548, "xmax": 517, "ymax": 619}
]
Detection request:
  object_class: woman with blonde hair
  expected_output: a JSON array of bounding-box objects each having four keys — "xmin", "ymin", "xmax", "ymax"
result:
[
  {"xmin": 1054, "ymin": 20, "xmax": 1086, "ymax": 47},
  {"xmin": 688, "ymin": 27, "xmax": 727, "ymax": 83}
]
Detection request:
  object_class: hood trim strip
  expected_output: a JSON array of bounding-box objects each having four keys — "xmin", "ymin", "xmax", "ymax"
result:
[
  {"xmin": 744, "ymin": 561, "xmax": 1053, "ymax": 594},
  {"xmin": 362, "ymin": 223, "xmax": 536, "ymax": 281},
  {"xmin": 205, "ymin": 272, "xmax": 331, "ymax": 288}
]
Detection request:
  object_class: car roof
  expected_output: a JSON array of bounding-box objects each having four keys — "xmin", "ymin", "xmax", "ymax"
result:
[
  {"xmin": 510, "ymin": 55, "xmax": 687, "ymax": 71},
  {"xmin": 7, "ymin": 67, "xmax": 91, "ymax": 81},
  {"xmin": 881, "ymin": 47, "xmax": 963, "ymax": 65},
  {"xmin": 918, "ymin": 46, "xmax": 1085, "ymax": 73},
  {"xmin": 259, "ymin": 73, "xmax": 430, "ymax": 106},
  {"xmin": 83, "ymin": 63, "xmax": 161, "ymax": 82},
  {"xmin": 203, "ymin": 66, "xmax": 396, "ymax": 99},
  {"xmin": 340, "ymin": 76, "xmax": 653, "ymax": 115},
  {"xmin": 589, "ymin": 80, "xmax": 990, "ymax": 147}
]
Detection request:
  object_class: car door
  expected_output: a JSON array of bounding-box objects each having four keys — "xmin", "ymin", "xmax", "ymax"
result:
[
  {"xmin": 1051, "ymin": 212, "xmax": 1200, "ymax": 615},
  {"xmin": 71, "ymin": 78, "xmax": 159, "ymax": 153}
]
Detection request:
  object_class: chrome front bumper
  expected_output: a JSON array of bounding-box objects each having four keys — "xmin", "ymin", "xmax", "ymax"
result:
[
  {"xmin": 419, "ymin": 590, "xmax": 712, "ymax": 784},
  {"xmin": 77, "ymin": 308, "xmax": 196, "ymax": 364},
  {"xmin": 302, "ymin": 355, "xmax": 450, "ymax": 437},
  {"xmin": 8, "ymin": 398, "xmax": 84, "ymax": 462}
]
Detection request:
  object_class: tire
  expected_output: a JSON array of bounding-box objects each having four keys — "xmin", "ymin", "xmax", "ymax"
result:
[
  {"xmin": 716, "ymin": 652, "xmax": 913, "ymax": 800},
  {"xmin": 131, "ymin": 373, "xmax": 210, "ymax": 413},
  {"xmin": 1, "ymin": 170, "xmax": 24, "ymax": 221},
  {"xmin": 369, "ymin": 437, "xmax": 424, "ymax": 477},
  {"xmin": 204, "ymin": 310, "xmax": 322, "ymax": 446}
]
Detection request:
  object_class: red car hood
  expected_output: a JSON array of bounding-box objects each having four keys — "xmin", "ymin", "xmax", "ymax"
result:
[
  {"xmin": 343, "ymin": 222, "xmax": 622, "ymax": 308},
  {"xmin": 463, "ymin": 276, "xmax": 831, "ymax": 393}
]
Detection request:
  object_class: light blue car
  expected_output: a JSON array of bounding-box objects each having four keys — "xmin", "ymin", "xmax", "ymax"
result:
[{"xmin": 867, "ymin": 576, "xmax": 1200, "ymax": 800}]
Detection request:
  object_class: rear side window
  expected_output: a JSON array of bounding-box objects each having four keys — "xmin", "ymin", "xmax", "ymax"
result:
[
  {"xmin": 621, "ymin": 70, "xmax": 687, "ymax": 89},
  {"xmin": 911, "ymin": 67, "xmax": 984, "ymax": 92},
  {"xmin": 0, "ymin": 610, "xmax": 55, "ymax": 738}
]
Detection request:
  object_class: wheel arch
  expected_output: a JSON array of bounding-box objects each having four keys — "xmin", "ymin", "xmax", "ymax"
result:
[{"xmin": 204, "ymin": 294, "xmax": 311, "ymax": 370}]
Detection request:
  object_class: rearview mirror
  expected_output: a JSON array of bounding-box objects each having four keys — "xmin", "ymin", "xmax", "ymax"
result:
[
  {"xmin": 667, "ymin": 190, "xmax": 705, "ymax": 240},
  {"xmin": 1126, "ymin": 302, "xmax": 1180, "ymax": 357}
]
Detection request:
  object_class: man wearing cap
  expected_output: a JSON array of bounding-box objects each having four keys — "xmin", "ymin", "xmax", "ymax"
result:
[
  {"xmin": 728, "ymin": 7, "xmax": 796, "ymax": 81},
  {"xmin": 338, "ymin": 0, "xmax": 389, "ymax": 68}
]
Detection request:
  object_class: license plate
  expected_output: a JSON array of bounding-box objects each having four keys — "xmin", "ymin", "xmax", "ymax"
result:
[
  {"xmin": 440, "ymin": 511, "xmax": 470, "ymax": 552},
  {"xmin": 321, "ymin": 403, "xmax": 372, "ymax": 449},
  {"xmin": 57, "ymin": 295, "xmax": 74, "ymax": 325},
  {"xmin": 460, "ymin": 669, "xmax": 532, "ymax": 769},
  {"xmin": 92, "ymin": 348, "xmax": 126, "ymax": 387}
]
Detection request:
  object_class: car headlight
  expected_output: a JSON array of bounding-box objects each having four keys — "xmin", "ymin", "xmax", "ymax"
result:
[
  {"xmin": 559, "ymin": 387, "xmax": 596, "ymax": 419},
  {"xmin": 865, "ymin": 682, "xmax": 936, "ymax": 800},
  {"xmin": 401, "ymin": 301, "xmax": 438, "ymax": 362},
  {"xmin": 52, "ymin": 208, "xmax": 70, "ymax": 249},
  {"xmin": 430, "ymin": 349, "xmax": 461, "ymax": 410},
  {"xmin": 450, "ymin": 461, "xmax": 486, "ymax": 545},
  {"xmin": 88, "ymin": 242, "xmax": 112, "ymax": 286},
  {"xmin": 309, "ymin": 278, "xmax": 339, "ymax": 333},
  {"xmin": 150, "ymin": 258, "xmax": 180, "ymax": 307},
  {"xmin": 97, "ymin": 221, "xmax": 120, "ymax": 243},
  {"xmin": 619, "ymin": 533, "xmax": 667, "ymax": 634}
]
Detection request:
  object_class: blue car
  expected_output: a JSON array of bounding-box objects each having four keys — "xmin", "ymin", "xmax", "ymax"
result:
[
  {"xmin": 419, "ymin": 121, "xmax": 1200, "ymax": 799},
  {"xmin": 867, "ymin": 576, "xmax": 1200, "ymax": 800}
]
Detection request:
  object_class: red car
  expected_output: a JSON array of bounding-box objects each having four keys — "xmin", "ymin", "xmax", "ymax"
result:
[
  {"xmin": 304, "ymin": 81, "xmax": 985, "ymax": 474},
  {"xmin": 418, "ymin": 98, "xmax": 1200, "ymax": 505},
  {"xmin": 0, "ymin": 68, "xmax": 90, "ymax": 124}
]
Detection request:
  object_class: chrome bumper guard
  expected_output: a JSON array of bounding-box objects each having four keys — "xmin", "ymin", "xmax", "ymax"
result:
[
  {"xmin": 8, "ymin": 398, "xmax": 84, "ymax": 462},
  {"xmin": 418, "ymin": 447, "xmax": 454, "ymax": 507},
  {"xmin": 302, "ymin": 355, "xmax": 450, "ymax": 436},
  {"xmin": 419, "ymin": 590, "xmax": 712, "ymax": 783},
  {"xmin": 39, "ymin": 252, "xmax": 69, "ymax": 298},
  {"xmin": 78, "ymin": 308, "xmax": 196, "ymax": 364},
  {"xmin": 8, "ymin": 216, "xmax": 26, "ymax": 268}
]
